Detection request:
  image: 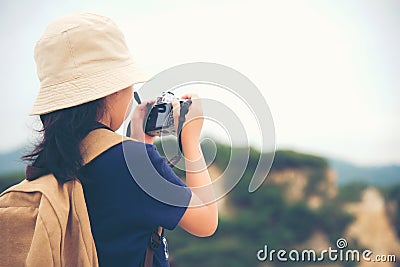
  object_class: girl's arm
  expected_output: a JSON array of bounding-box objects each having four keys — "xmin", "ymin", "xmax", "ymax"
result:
[
  {"xmin": 174, "ymin": 94, "xmax": 219, "ymax": 237},
  {"xmin": 130, "ymin": 94, "xmax": 218, "ymax": 237}
]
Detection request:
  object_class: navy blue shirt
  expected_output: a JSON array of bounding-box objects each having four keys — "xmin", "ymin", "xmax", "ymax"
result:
[{"xmin": 79, "ymin": 140, "xmax": 192, "ymax": 267}]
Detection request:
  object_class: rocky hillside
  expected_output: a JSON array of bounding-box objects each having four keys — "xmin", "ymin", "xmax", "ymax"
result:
[
  {"xmin": 266, "ymin": 166, "xmax": 400, "ymax": 267},
  {"xmin": 345, "ymin": 188, "xmax": 400, "ymax": 267}
]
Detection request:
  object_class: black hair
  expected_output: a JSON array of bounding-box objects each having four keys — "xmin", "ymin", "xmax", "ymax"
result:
[{"xmin": 22, "ymin": 98, "xmax": 107, "ymax": 183}]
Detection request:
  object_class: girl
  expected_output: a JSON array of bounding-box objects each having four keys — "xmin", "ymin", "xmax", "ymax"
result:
[{"xmin": 24, "ymin": 13, "xmax": 218, "ymax": 267}]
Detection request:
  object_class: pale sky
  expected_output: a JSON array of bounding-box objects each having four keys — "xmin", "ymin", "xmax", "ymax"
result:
[{"xmin": 0, "ymin": 0, "xmax": 399, "ymax": 165}]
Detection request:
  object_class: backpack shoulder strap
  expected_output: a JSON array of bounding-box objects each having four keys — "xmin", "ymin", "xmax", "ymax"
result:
[{"xmin": 80, "ymin": 128, "xmax": 134, "ymax": 165}]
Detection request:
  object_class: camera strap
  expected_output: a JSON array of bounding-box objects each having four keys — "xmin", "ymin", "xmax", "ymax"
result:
[
  {"xmin": 167, "ymin": 100, "xmax": 192, "ymax": 167},
  {"xmin": 125, "ymin": 92, "xmax": 142, "ymax": 138}
]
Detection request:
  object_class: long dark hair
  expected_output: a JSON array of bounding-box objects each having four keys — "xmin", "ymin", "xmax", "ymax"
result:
[{"xmin": 22, "ymin": 98, "xmax": 107, "ymax": 183}]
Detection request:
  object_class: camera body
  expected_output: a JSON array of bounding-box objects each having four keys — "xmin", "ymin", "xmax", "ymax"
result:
[{"xmin": 144, "ymin": 92, "xmax": 191, "ymax": 137}]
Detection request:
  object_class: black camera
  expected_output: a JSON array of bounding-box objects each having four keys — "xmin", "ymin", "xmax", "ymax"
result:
[{"xmin": 144, "ymin": 92, "xmax": 192, "ymax": 137}]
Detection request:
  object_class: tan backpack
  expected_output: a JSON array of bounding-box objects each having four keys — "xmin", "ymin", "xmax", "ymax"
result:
[{"xmin": 0, "ymin": 128, "xmax": 127, "ymax": 267}]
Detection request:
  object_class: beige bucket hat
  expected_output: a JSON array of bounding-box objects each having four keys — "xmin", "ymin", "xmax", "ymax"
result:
[{"xmin": 30, "ymin": 13, "xmax": 149, "ymax": 115}]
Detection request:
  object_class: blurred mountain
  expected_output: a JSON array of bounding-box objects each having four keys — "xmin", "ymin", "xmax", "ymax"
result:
[
  {"xmin": 1, "ymin": 142, "xmax": 400, "ymax": 187},
  {"xmin": 0, "ymin": 147, "xmax": 27, "ymax": 191},
  {"xmin": 329, "ymin": 158, "xmax": 400, "ymax": 186}
]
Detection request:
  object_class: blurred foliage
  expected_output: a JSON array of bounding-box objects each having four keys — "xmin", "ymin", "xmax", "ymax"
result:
[
  {"xmin": 304, "ymin": 168, "xmax": 327, "ymax": 197},
  {"xmin": 337, "ymin": 181, "xmax": 369, "ymax": 203},
  {"xmin": 0, "ymin": 171, "xmax": 24, "ymax": 193},
  {"xmin": 381, "ymin": 185, "xmax": 400, "ymax": 239},
  {"xmin": 272, "ymin": 150, "xmax": 328, "ymax": 171},
  {"xmin": 314, "ymin": 202, "xmax": 354, "ymax": 244}
]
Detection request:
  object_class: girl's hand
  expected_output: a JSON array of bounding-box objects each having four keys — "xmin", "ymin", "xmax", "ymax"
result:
[
  {"xmin": 130, "ymin": 101, "xmax": 156, "ymax": 144},
  {"xmin": 172, "ymin": 93, "xmax": 203, "ymax": 142}
]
